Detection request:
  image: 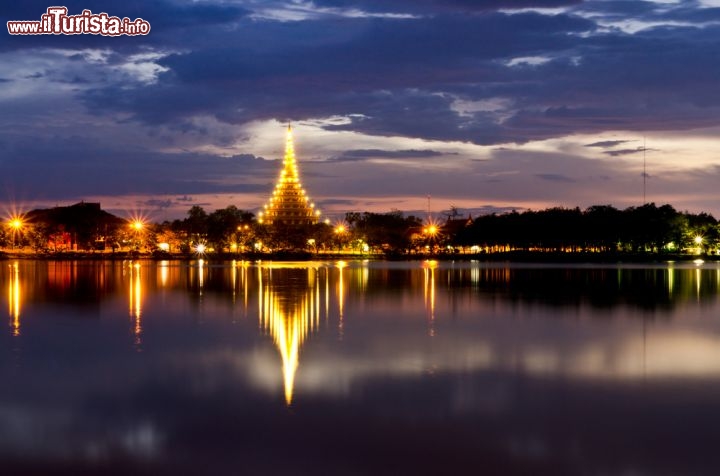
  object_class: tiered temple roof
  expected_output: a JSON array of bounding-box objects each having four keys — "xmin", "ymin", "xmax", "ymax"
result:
[{"xmin": 258, "ymin": 126, "xmax": 320, "ymax": 226}]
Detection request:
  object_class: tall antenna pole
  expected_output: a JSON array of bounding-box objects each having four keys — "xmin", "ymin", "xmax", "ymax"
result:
[
  {"xmin": 643, "ymin": 136, "xmax": 647, "ymax": 204},
  {"xmin": 427, "ymin": 195, "xmax": 431, "ymax": 221}
]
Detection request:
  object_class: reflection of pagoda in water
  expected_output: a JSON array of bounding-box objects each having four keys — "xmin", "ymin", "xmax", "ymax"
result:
[
  {"xmin": 258, "ymin": 125, "xmax": 321, "ymax": 226},
  {"xmin": 258, "ymin": 266, "xmax": 323, "ymax": 405}
]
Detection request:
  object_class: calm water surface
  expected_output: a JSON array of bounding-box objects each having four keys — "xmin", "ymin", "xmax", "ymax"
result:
[{"xmin": 3, "ymin": 259, "xmax": 720, "ymax": 475}]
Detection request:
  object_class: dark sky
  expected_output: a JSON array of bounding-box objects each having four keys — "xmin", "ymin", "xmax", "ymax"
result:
[{"xmin": 2, "ymin": 0, "xmax": 720, "ymax": 220}]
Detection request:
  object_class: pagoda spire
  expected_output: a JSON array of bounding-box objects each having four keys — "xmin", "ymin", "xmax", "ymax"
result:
[{"xmin": 258, "ymin": 125, "xmax": 321, "ymax": 226}]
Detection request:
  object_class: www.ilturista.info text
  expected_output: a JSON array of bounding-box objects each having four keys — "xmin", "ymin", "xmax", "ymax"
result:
[{"xmin": 7, "ymin": 7, "xmax": 150, "ymax": 36}]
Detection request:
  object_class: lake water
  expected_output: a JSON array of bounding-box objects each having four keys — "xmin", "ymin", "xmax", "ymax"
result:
[{"xmin": 2, "ymin": 259, "xmax": 720, "ymax": 475}]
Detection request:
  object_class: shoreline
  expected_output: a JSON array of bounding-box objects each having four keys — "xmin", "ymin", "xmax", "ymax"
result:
[{"xmin": 1, "ymin": 250, "xmax": 718, "ymax": 263}]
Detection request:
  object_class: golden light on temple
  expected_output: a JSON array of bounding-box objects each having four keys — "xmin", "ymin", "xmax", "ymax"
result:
[
  {"xmin": 258, "ymin": 125, "xmax": 321, "ymax": 226},
  {"xmin": 258, "ymin": 267, "xmax": 321, "ymax": 405},
  {"xmin": 8, "ymin": 262, "xmax": 21, "ymax": 337}
]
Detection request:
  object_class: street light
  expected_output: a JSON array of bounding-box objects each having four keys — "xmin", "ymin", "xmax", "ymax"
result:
[
  {"xmin": 334, "ymin": 223, "xmax": 348, "ymax": 253},
  {"xmin": 8, "ymin": 217, "xmax": 23, "ymax": 250},
  {"xmin": 694, "ymin": 235, "xmax": 704, "ymax": 255},
  {"xmin": 130, "ymin": 220, "xmax": 145, "ymax": 251}
]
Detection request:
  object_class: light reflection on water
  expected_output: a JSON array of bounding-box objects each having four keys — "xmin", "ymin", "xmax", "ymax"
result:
[
  {"xmin": 2, "ymin": 259, "xmax": 720, "ymax": 474},
  {"xmin": 257, "ymin": 265, "xmax": 324, "ymax": 405}
]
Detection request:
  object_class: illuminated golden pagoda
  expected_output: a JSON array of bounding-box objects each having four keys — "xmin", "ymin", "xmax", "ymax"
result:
[{"xmin": 258, "ymin": 125, "xmax": 321, "ymax": 226}]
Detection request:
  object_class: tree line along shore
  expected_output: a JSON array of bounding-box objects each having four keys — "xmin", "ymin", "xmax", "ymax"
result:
[{"xmin": 2, "ymin": 201, "xmax": 719, "ymax": 259}]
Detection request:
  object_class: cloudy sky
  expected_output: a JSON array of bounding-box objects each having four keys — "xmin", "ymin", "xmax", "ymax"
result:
[{"xmin": 2, "ymin": 0, "xmax": 720, "ymax": 221}]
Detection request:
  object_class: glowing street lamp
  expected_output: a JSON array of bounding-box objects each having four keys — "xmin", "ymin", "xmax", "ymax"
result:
[
  {"xmin": 129, "ymin": 219, "xmax": 146, "ymax": 251},
  {"xmin": 424, "ymin": 224, "xmax": 438, "ymax": 237},
  {"xmin": 422, "ymin": 221, "xmax": 440, "ymax": 255},
  {"xmin": 694, "ymin": 235, "xmax": 705, "ymax": 255},
  {"xmin": 7, "ymin": 216, "xmax": 24, "ymax": 250}
]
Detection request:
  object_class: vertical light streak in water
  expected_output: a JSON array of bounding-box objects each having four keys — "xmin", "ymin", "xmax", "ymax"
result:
[
  {"xmin": 8, "ymin": 262, "xmax": 21, "ymax": 337},
  {"xmin": 309, "ymin": 268, "xmax": 315, "ymax": 328},
  {"xmin": 242, "ymin": 262, "xmax": 249, "ymax": 315},
  {"xmin": 231, "ymin": 260, "xmax": 237, "ymax": 304},
  {"xmin": 159, "ymin": 260, "xmax": 169, "ymax": 287},
  {"xmin": 668, "ymin": 266, "xmax": 674, "ymax": 295},
  {"xmin": 337, "ymin": 261, "xmax": 346, "ymax": 339},
  {"xmin": 360, "ymin": 261, "xmax": 369, "ymax": 293},
  {"xmin": 315, "ymin": 268, "xmax": 320, "ymax": 327},
  {"xmin": 198, "ymin": 259, "xmax": 205, "ymax": 296},
  {"xmin": 325, "ymin": 267, "xmax": 329, "ymax": 321},
  {"xmin": 258, "ymin": 267, "xmax": 320, "ymax": 405},
  {"xmin": 696, "ymin": 268, "xmax": 701, "ymax": 301},
  {"xmin": 423, "ymin": 260, "xmax": 437, "ymax": 337},
  {"xmin": 128, "ymin": 262, "xmax": 142, "ymax": 348}
]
